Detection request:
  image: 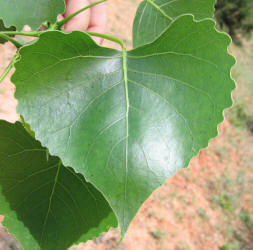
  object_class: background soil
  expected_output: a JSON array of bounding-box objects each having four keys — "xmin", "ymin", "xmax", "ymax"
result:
[{"xmin": 1, "ymin": 1, "xmax": 253, "ymax": 250}]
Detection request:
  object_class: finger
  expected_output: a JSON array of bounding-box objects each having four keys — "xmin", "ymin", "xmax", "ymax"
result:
[
  {"xmin": 87, "ymin": 0, "xmax": 107, "ymax": 44},
  {"xmin": 64, "ymin": 0, "xmax": 91, "ymax": 32}
]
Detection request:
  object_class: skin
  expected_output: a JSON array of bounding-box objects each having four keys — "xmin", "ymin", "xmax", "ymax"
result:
[{"xmin": 59, "ymin": 0, "xmax": 107, "ymax": 44}]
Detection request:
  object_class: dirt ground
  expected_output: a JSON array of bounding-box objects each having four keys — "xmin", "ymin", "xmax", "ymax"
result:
[{"xmin": 1, "ymin": 1, "xmax": 253, "ymax": 250}]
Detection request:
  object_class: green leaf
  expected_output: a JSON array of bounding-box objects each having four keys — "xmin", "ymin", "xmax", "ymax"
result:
[
  {"xmin": 0, "ymin": 19, "xmax": 15, "ymax": 44},
  {"xmin": 0, "ymin": 120, "xmax": 117, "ymax": 250},
  {"xmin": 133, "ymin": 0, "xmax": 216, "ymax": 47},
  {"xmin": 13, "ymin": 15, "xmax": 235, "ymax": 236},
  {"xmin": 0, "ymin": 0, "xmax": 65, "ymax": 31}
]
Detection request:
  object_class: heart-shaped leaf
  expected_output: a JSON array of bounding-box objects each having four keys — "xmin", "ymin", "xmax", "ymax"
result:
[
  {"xmin": 0, "ymin": 19, "xmax": 16, "ymax": 44},
  {"xmin": 13, "ymin": 15, "xmax": 235, "ymax": 235},
  {"xmin": 133, "ymin": 0, "xmax": 216, "ymax": 47},
  {"xmin": 0, "ymin": 120, "xmax": 117, "ymax": 250},
  {"xmin": 0, "ymin": 0, "xmax": 65, "ymax": 31}
]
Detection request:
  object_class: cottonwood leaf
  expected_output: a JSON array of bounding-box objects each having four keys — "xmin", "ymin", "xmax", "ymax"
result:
[
  {"xmin": 133, "ymin": 0, "xmax": 216, "ymax": 47},
  {"xmin": 13, "ymin": 15, "xmax": 235, "ymax": 236},
  {"xmin": 0, "ymin": 19, "xmax": 15, "ymax": 44},
  {"xmin": 0, "ymin": 0, "xmax": 65, "ymax": 31},
  {"xmin": 0, "ymin": 120, "xmax": 117, "ymax": 250}
]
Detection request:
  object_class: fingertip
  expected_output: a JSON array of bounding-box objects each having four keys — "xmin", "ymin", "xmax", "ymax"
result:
[
  {"xmin": 87, "ymin": 26, "xmax": 104, "ymax": 44},
  {"xmin": 93, "ymin": 36, "xmax": 103, "ymax": 44},
  {"xmin": 57, "ymin": 14, "xmax": 64, "ymax": 22}
]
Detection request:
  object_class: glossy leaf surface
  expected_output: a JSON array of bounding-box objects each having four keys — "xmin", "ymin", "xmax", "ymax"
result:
[
  {"xmin": 0, "ymin": 19, "xmax": 15, "ymax": 44},
  {"xmin": 0, "ymin": 0, "xmax": 65, "ymax": 31},
  {"xmin": 0, "ymin": 120, "xmax": 117, "ymax": 250},
  {"xmin": 13, "ymin": 15, "xmax": 235, "ymax": 235},
  {"xmin": 133, "ymin": 0, "xmax": 216, "ymax": 47}
]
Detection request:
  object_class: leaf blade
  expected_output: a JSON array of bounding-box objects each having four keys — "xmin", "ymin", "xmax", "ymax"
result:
[
  {"xmin": 0, "ymin": 120, "xmax": 117, "ymax": 250},
  {"xmin": 0, "ymin": 0, "xmax": 65, "ymax": 31},
  {"xmin": 13, "ymin": 15, "xmax": 235, "ymax": 236},
  {"xmin": 0, "ymin": 19, "xmax": 16, "ymax": 44},
  {"xmin": 132, "ymin": 0, "xmax": 216, "ymax": 47}
]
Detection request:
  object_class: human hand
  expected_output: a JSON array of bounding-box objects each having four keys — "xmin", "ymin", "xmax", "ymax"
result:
[{"xmin": 59, "ymin": 0, "xmax": 107, "ymax": 44}]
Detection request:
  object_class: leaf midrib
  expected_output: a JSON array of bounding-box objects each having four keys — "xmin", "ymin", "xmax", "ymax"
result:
[
  {"xmin": 146, "ymin": 0, "xmax": 173, "ymax": 20},
  {"xmin": 40, "ymin": 160, "xmax": 61, "ymax": 244},
  {"xmin": 122, "ymin": 47, "xmax": 129, "ymax": 232}
]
